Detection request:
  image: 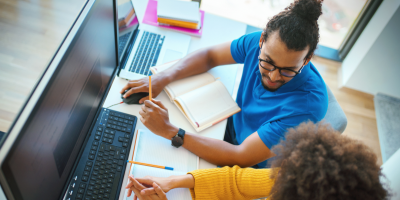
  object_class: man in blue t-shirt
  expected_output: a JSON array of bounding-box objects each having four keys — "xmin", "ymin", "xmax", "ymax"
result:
[{"xmin": 121, "ymin": 0, "xmax": 328, "ymax": 168}]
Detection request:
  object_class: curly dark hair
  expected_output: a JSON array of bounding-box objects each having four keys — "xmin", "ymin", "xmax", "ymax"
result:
[
  {"xmin": 269, "ymin": 121, "xmax": 389, "ymax": 200},
  {"xmin": 262, "ymin": 0, "xmax": 323, "ymax": 59}
]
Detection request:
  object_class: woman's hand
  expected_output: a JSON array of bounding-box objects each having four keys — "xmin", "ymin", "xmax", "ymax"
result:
[{"xmin": 126, "ymin": 175, "xmax": 168, "ymax": 200}]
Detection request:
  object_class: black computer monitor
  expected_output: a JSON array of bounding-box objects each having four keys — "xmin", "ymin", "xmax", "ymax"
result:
[{"xmin": 0, "ymin": 0, "xmax": 119, "ymax": 199}]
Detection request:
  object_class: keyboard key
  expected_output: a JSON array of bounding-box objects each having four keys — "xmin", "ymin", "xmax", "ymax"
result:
[
  {"xmin": 89, "ymin": 181, "xmax": 96, "ymax": 186},
  {"xmin": 96, "ymin": 131, "xmax": 102, "ymax": 136},
  {"xmin": 82, "ymin": 176, "xmax": 88, "ymax": 182},
  {"xmin": 84, "ymin": 166, "xmax": 91, "ymax": 171},
  {"xmin": 91, "ymin": 146, "xmax": 97, "ymax": 151},
  {"xmin": 105, "ymin": 129, "xmax": 110, "ymax": 134},
  {"xmin": 122, "ymin": 128, "xmax": 127, "ymax": 132},
  {"xmin": 125, "ymin": 134, "xmax": 130, "ymax": 139},
  {"xmin": 112, "ymin": 164, "xmax": 117, "ymax": 169},
  {"xmin": 116, "ymin": 166, "xmax": 122, "ymax": 172},
  {"xmin": 86, "ymin": 161, "xmax": 93, "ymax": 166},
  {"xmin": 83, "ymin": 171, "xmax": 89, "ymax": 176},
  {"xmin": 93, "ymin": 141, "xmax": 99, "ymax": 146},
  {"xmin": 110, "ymin": 111, "xmax": 115, "ymax": 116},
  {"xmin": 112, "ymin": 160, "xmax": 118, "ymax": 164},
  {"xmin": 80, "ymin": 183, "xmax": 86, "ymax": 188},
  {"xmin": 97, "ymin": 127, "xmax": 103, "ymax": 132},
  {"xmin": 102, "ymin": 138, "xmax": 107, "ymax": 142},
  {"xmin": 107, "ymin": 139, "xmax": 112, "ymax": 143},
  {"xmin": 96, "ymin": 180, "xmax": 101, "ymax": 185},
  {"xmin": 88, "ymin": 185, "xmax": 94, "ymax": 190},
  {"xmin": 122, "ymin": 142, "xmax": 128, "ymax": 147},
  {"xmin": 104, "ymin": 193, "xmax": 110, "ymax": 198},
  {"xmin": 93, "ymin": 189, "xmax": 99, "ymax": 194},
  {"xmin": 108, "ymin": 172, "xmax": 121, "ymax": 199},
  {"xmin": 106, "ymin": 183, "xmax": 112, "ymax": 188},
  {"xmin": 118, "ymin": 160, "xmax": 124, "ymax": 165},
  {"xmin": 97, "ymin": 194, "xmax": 103, "ymax": 199},
  {"xmin": 90, "ymin": 195, "xmax": 97, "ymax": 199},
  {"xmin": 119, "ymin": 155, "xmax": 125, "ymax": 160},
  {"xmin": 106, "ymin": 124, "xmax": 112, "ymax": 128},
  {"xmin": 76, "ymin": 193, "xmax": 83, "ymax": 199},
  {"xmin": 86, "ymin": 190, "xmax": 93, "ymax": 196},
  {"xmin": 121, "ymin": 148, "xmax": 127, "ymax": 154},
  {"xmin": 127, "ymin": 127, "xmax": 132, "ymax": 132},
  {"xmin": 99, "ymin": 143, "xmax": 106, "ymax": 152},
  {"xmin": 95, "ymin": 136, "xmax": 101, "ymax": 140},
  {"xmin": 124, "ymin": 138, "xmax": 129, "ymax": 143},
  {"xmin": 110, "ymin": 130, "xmax": 116, "ymax": 135},
  {"xmin": 118, "ymin": 137, "xmax": 124, "ymax": 142},
  {"xmin": 88, "ymin": 155, "xmax": 94, "ymax": 160},
  {"xmin": 100, "ymin": 188, "xmax": 105, "ymax": 193}
]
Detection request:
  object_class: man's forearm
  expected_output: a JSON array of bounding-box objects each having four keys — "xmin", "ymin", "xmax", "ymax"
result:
[
  {"xmin": 159, "ymin": 48, "xmax": 214, "ymax": 85},
  {"xmin": 182, "ymin": 133, "xmax": 248, "ymax": 167}
]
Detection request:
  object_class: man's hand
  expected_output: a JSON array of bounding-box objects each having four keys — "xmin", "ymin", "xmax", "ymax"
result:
[
  {"xmin": 126, "ymin": 175, "xmax": 168, "ymax": 200},
  {"xmin": 120, "ymin": 74, "xmax": 167, "ymax": 104},
  {"xmin": 139, "ymin": 99, "xmax": 178, "ymax": 139}
]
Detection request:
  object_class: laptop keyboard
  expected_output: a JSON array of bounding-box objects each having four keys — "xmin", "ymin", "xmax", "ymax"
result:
[
  {"xmin": 118, "ymin": 33, "xmax": 131, "ymax": 59},
  {"xmin": 128, "ymin": 31, "xmax": 165, "ymax": 76},
  {"xmin": 66, "ymin": 109, "xmax": 137, "ymax": 200}
]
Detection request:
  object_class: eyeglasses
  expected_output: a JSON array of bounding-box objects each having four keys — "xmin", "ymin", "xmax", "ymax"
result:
[{"xmin": 258, "ymin": 44, "xmax": 306, "ymax": 78}]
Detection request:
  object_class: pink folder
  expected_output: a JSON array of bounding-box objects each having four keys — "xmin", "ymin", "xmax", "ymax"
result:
[{"xmin": 142, "ymin": 0, "xmax": 204, "ymax": 37}]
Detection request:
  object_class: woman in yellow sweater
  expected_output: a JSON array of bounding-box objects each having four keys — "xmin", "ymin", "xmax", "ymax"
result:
[{"xmin": 126, "ymin": 122, "xmax": 388, "ymax": 200}]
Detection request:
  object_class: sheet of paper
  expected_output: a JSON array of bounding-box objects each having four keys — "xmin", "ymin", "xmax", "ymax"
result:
[
  {"xmin": 127, "ymin": 165, "xmax": 191, "ymax": 200},
  {"xmin": 134, "ymin": 129, "xmax": 198, "ymax": 172}
]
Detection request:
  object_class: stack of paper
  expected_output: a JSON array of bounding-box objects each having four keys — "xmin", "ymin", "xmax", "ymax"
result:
[{"xmin": 157, "ymin": 0, "xmax": 201, "ymax": 30}]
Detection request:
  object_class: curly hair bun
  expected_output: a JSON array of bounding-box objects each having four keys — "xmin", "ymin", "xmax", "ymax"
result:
[{"xmin": 288, "ymin": 0, "xmax": 323, "ymax": 22}]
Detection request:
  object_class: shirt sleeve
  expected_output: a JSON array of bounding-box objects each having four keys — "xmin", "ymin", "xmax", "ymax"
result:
[
  {"xmin": 187, "ymin": 165, "xmax": 276, "ymax": 200},
  {"xmin": 230, "ymin": 31, "xmax": 262, "ymax": 64},
  {"xmin": 257, "ymin": 113, "xmax": 317, "ymax": 149}
]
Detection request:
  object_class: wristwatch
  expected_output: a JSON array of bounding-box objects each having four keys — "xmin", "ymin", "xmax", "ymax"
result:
[{"xmin": 171, "ymin": 128, "xmax": 185, "ymax": 148}]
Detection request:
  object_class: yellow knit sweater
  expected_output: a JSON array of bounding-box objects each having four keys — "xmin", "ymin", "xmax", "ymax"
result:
[{"xmin": 187, "ymin": 165, "xmax": 276, "ymax": 200}]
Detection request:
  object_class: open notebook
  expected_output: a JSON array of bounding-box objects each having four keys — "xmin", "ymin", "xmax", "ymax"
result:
[
  {"xmin": 125, "ymin": 129, "xmax": 198, "ymax": 200},
  {"xmin": 150, "ymin": 60, "xmax": 241, "ymax": 132}
]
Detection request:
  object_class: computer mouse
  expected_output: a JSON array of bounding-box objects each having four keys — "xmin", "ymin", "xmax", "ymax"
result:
[{"xmin": 121, "ymin": 90, "xmax": 149, "ymax": 104}]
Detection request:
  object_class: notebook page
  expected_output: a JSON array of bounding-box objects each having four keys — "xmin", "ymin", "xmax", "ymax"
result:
[
  {"xmin": 150, "ymin": 61, "xmax": 215, "ymax": 101},
  {"xmin": 134, "ymin": 129, "xmax": 198, "ymax": 172},
  {"xmin": 165, "ymin": 72, "xmax": 215, "ymax": 100},
  {"xmin": 125, "ymin": 165, "xmax": 191, "ymax": 200},
  {"xmin": 175, "ymin": 80, "xmax": 238, "ymax": 127}
]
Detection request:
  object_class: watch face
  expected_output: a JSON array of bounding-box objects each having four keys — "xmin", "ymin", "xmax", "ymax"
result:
[{"xmin": 172, "ymin": 137, "xmax": 183, "ymax": 147}]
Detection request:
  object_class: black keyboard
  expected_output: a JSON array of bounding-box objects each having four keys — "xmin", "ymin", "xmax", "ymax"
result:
[
  {"xmin": 65, "ymin": 108, "xmax": 137, "ymax": 200},
  {"xmin": 128, "ymin": 31, "xmax": 164, "ymax": 76}
]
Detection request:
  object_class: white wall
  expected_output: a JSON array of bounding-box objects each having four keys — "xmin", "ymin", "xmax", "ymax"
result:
[
  {"xmin": 381, "ymin": 148, "xmax": 400, "ymax": 199},
  {"xmin": 341, "ymin": 0, "xmax": 400, "ymax": 98}
]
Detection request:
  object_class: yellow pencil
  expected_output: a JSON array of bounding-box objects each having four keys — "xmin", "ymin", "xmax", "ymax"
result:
[
  {"xmin": 149, "ymin": 76, "xmax": 152, "ymax": 101},
  {"xmin": 127, "ymin": 160, "xmax": 173, "ymax": 170}
]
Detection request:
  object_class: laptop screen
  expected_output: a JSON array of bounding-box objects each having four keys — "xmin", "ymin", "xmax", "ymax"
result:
[{"xmin": 1, "ymin": 0, "xmax": 117, "ymax": 199}]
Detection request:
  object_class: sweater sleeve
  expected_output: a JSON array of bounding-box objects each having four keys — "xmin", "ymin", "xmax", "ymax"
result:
[{"xmin": 187, "ymin": 165, "xmax": 276, "ymax": 200}]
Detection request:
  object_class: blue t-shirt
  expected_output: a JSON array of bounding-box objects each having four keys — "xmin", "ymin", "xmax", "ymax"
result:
[{"xmin": 231, "ymin": 31, "xmax": 328, "ymax": 168}]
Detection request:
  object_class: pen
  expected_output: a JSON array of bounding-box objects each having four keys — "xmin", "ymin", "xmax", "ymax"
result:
[
  {"xmin": 127, "ymin": 160, "xmax": 173, "ymax": 170},
  {"xmin": 149, "ymin": 76, "xmax": 152, "ymax": 101}
]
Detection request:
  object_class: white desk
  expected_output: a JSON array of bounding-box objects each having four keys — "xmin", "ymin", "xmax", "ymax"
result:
[{"xmin": 111, "ymin": 0, "xmax": 246, "ymax": 199}]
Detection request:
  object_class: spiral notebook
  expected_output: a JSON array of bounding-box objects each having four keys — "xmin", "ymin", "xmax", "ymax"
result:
[{"xmin": 124, "ymin": 129, "xmax": 198, "ymax": 200}]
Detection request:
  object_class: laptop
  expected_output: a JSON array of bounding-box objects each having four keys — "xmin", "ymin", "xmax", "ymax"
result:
[
  {"xmin": 0, "ymin": 0, "xmax": 139, "ymax": 199},
  {"xmin": 117, "ymin": 1, "xmax": 191, "ymax": 80}
]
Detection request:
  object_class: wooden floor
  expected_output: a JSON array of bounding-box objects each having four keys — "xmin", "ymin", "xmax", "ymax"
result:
[{"xmin": 0, "ymin": 0, "xmax": 382, "ymax": 165}]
